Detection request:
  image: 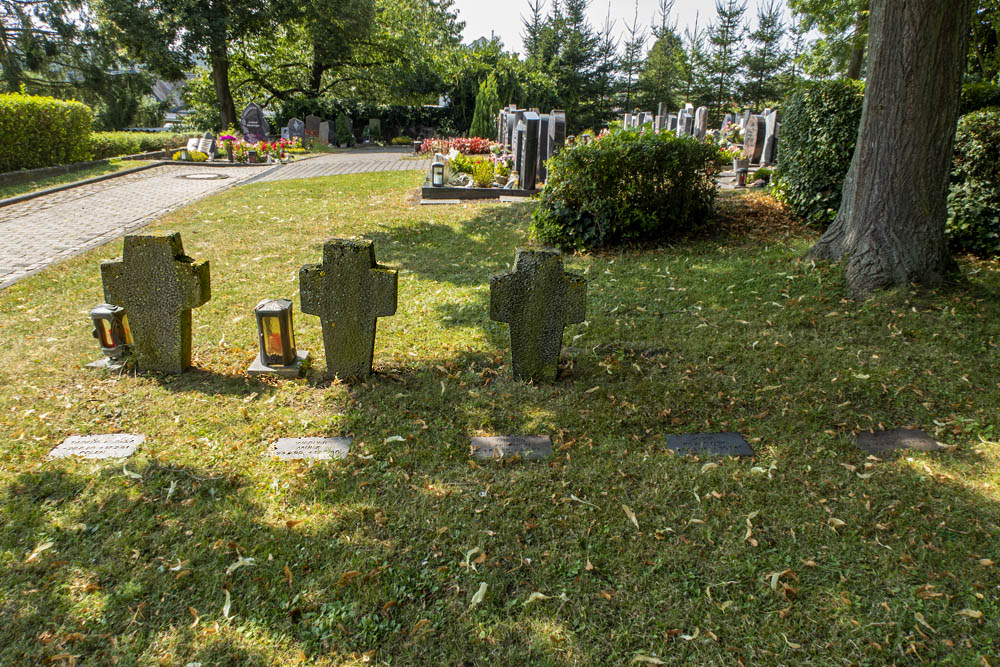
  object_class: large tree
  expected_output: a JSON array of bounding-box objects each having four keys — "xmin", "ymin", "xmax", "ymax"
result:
[
  {"xmin": 810, "ymin": 0, "xmax": 973, "ymax": 297},
  {"xmin": 789, "ymin": 0, "xmax": 869, "ymax": 79},
  {"xmin": 619, "ymin": 0, "xmax": 646, "ymax": 109},
  {"xmin": 740, "ymin": 0, "xmax": 787, "ymax": 108},
  {"xmin": 705, "ymin": 0, "xmax": 746, "ymax": 109}
]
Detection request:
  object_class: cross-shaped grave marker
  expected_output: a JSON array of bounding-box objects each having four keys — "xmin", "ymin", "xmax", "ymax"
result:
[
  {"xmin": 490, "ymin": 248, "xmax": 586, "ymax": 382},
  {"xmin": 101, "ymin": 233, "xmax": 210, "ymax": 374},
  {"xmin": 299, "ymin": 239, "xmax": 397, "ymax": 378}
]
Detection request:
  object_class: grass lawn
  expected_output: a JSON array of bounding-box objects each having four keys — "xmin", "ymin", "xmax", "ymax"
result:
[
  {"xmin": 0, "ymin": 160, "xmax": 157, "ymax": 201},
  {"xmin": 1, "ymin": 171, "xmax": 998, "ymax": 665}
]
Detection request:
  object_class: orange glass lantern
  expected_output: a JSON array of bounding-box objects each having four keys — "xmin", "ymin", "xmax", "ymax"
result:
[
  {"xmin": 90, "ymin": 303, "xmax": 132, "ymax": 361},
  {"xmin": 255, "ymin": 299, "xmax": 297, "ymax": 366}
]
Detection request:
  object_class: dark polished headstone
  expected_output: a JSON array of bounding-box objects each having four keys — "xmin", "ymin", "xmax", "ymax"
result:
[
  {"xmin": 856, "ymin": 429, "xmax": 945, "ymax": 455},
  {"xmin": 520, "ymin": 111, "xmax": 540, "ymax": 189},
  {"xmin": 743, "ymin": 115, "xmax": 766, "ymax": 164},
  {"xmin": 548, "ymin": 109, "xmax": 566, "ymax": 158},
  {"xmin": 240, "ymin": 103, "xmax": 269, "ymax": 142},
  {"xmin": 537, "ymin": 113, "xmax": 550, "ymax": 182},
  {"xmin": 666, "ymin": 432, "xmax": 754, "ymax": 457},
  {"xmin": 471, "ymin": 436, "xmax": 552, "ymax": 460}
]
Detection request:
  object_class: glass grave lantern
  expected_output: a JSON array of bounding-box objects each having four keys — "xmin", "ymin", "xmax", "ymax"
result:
[
  {"xmin": 431, "ymin": 160, "xmax": 445, "ymax": 187},
  {"xmin": 87, "ymin": 303, "xmax": 132, "ymax": 369},
  {"xmin": 248, "ymin": 298, "xmax": 309, "ymax": 377},
  {"xmin": 736, "ymin": 167, "xmax": 749, "ymax": 188}
]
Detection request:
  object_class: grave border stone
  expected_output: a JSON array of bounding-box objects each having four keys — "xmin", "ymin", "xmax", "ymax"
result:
[
  {"xmin": 470, "ymin": 436, "xmax": 553, "ymax": 461},
  {"xmin": 665, "ymin": 432, "xmax": 755, "ymax": 457}
]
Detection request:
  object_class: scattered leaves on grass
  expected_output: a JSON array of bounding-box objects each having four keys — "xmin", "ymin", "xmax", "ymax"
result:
[
  {"xmin": 337, "ymin": 571, "xmax": 361, "ymax": 587},
  {"xmin": 622, "ymin": 505, "xmax": 639, "ymax": 530},
  {"xmin": 469, "ymin": 582, "xmax": 487, "ymax": 608},
  {"xmin": 524, "ymin": 592, "xmax": 551, "ymax": 605},
  {"xmin": 122, "ymin": 465, "xmax": 142, "ymax": 480},
  {"xmin": 24, "ymin": 541, "xmax": 54, "ymax": 564},
  {"xmin": 955, "ymin": 609, "xmax": 983, "ymax": 619},
  {"xmin": 781, "ymin": 633, "xmax": 801, "ymax": 649}
]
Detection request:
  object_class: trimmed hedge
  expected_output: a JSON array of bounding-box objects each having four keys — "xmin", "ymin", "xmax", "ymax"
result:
[
  {"xmin": 960, "ymin": 82, "xmax": 1000, "ymax": 115},
  {"xmin": 531, "ymin": 128, "xmax": 717, "ymax": 251},
  {"xmin": 90, "ymin": 132, "xmax": 200, "ymax": 160},
  {"xmin": 947, "ymin": 108, "xmax": 1000, "ymax": 258},
  {"xmin": 0, "ymin": 93, "xmax": 93, "ymax": 172},
  {"xmin": 773, "ymin": 80, "xmax": 865, "ymax": 226}
]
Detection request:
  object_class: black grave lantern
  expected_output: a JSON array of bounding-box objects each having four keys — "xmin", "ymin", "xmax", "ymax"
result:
[
  {"xmin": 255, "ymin": 298, "xmax": 297, "ymax": 366},
  {"xmin": 90, "ymin": 303, "xmax": 132, "ymax": 360},
  {"xmin": 431, "ymin": 160, "xmax": 445, "ymax": 187},
  {"xmin": 736, "ymin": 167, "xmax": 749, "ymax": 188}
]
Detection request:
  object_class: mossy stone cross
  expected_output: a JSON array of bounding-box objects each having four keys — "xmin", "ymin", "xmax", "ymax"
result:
[
  {"xmin": 490, "ymin": 248, "xmax": 586, "ymax": 382},
  {"xmin": 100, "ymin": 233, "xmax": 210, "ymax": 374},
  {"xmin": 299, "ymin": 239, "xmax": 398, "ymax": 379}
]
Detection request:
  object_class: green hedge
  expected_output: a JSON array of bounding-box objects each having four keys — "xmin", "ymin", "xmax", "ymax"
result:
[
  {"xmin": 531, "ymin": 127, "xmax": 717, "ymax": 251},
  {"xmin": 90, "ymin": 132, "xmax": 200, "ymax": 160},
  {"xmin": 773, "ymin": 80, "xmax": 865, "ymax": 226},
  {"xmin": 947, "ymin": 108, "xmax": 1000, "ymax": 258},
  {"xmin": 960, "ymin": 82, "xmax": 1000, "ymax": 115},
  {"xmin": 0, "ymin": 93, "xmax": 93, "ymax": 172}
]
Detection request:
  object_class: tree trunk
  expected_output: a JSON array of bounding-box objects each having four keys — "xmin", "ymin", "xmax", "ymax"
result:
[
  {"xmin": 209, "ymin": 40, "xmax": 236, "ymax": 131},
  {"xmin": 810, "ymin": 0, "xmax": 971, "ymax": 299},
  {"xmin": 845, "ymin": 3, "xmax": 869, "ymax": 79}
]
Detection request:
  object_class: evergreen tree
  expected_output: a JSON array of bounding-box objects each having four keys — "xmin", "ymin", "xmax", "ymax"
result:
[
  {"xmin": 740, "ymin": 0, "xmax": 787, "ymax": 107},
  {"xmin": 469, "ymin": 73, "xmax": 500, "ymax": 138},
  {"xmin": 706, "ymin": 0, "xmax": 747, "ymax": 109},
  {"xmin": 521, "ymin": 0, "xmax": 547, "ymax": 64},
  {"xmin": 620, "ymin": 1, "xmax": 646, "ymax": 109},
  {"xmin": 593, "ymin": 5, "xmax": 619, "ymax": 113},
  {"xmin": 551, "ymin": 0, "xmax": 602, "ymax": 129},
  {"xmin": 637, "ymin": 0, "xmax": 685, "ymax": 109},
  {"xmin": 651, "ymin": 0, "xmax": 677, "ymax": 40},
  {"xmin": 681, "ymin": 12, "xmax": 711, "ymax": 105}
]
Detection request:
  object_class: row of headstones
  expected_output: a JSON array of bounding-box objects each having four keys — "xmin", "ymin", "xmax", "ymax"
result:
[
  {"xmin": 495, "ymin": 107, "xmax": 567, "ymax": 190},
  {"xmin": 97, "ymin": 233, "xmax": 584, "ymax": 382},
  {"xmin": 623, "ymin": 102, "xmax": 780, "ymax": 166},
  {"xmin": 239, "ymin": 103, "xmax": 366, "ymax": 148}
]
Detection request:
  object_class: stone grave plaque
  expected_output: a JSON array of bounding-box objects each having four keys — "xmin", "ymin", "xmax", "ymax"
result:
[
  {"xmin": 548, "ymin": 109, "xmax": 566, "ymax": 158},
  {"xmin": 743, "ymin": 115, "xmax": 766, "ymax": 164},
  {"xmin": 281, "ymin": 127, "xmax": 290, "ymax": 140},
  {"xmin": 762, "ymin": 111, "xmax": 778, "ymax": 164},
  {"xmin": 536, "ymin": 113, "xmax": 550, "ymax": 182},
  {"xmin": 513, "ymin": 121, "xmax": 525, "ymax": 176},
  {"xmin": 666, "ymin": 432, "xmax": 754, "ymax": 457},
  {"xmin": 185, "ymin": 137, "xmax": 200, "ymax": 153},
  {"xmin": 471, "ymin": 436, "xmax": 552, "ymax": 461},
  {"xmin": 266, "ymin": 437, "xmax": 352, "ymax": 461},
  {"xmin": 305, "ymin": 114, "xmax": 321, "ymax": 138},
  {"xmin": 287, "ymin": 117, "xmax": 305, "ymax": 143},
  {"xmin": 856, "ymin": 429, "xmax": 945, "ymax": 455},
  {"xmin": 520, "ymin": 111, "xmax": 540, "ymax": 189},
  {"xmin": 318, "ymin": 121, "xmax": 330, "ymax": 145},
  {"xmin": 240, "ymin": 102, "xmax": 270, "ymax": 143},
  {"xmin": 49, "ymin": 434, "xmax": 144, "ymax": 459}
]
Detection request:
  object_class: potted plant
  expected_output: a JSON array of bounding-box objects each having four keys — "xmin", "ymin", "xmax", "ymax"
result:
[{"xmin": 220, "ymin": 134, "xmax": 237, "ymax": 162}]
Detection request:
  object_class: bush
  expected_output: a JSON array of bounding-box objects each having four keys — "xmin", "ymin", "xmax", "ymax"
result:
[
  {"xmin": 391, "ymin": 136, "xmax": 413, "ymax": 145},
  {"xmin": 91, "ymin": 132, "xmax": 199, "ymax": 160},
  {"xmin": 334, "ymin": 115, "xmax": 353, "ymax": 147},
  {"xmin": 960, "ymin": 82, "xmax": 1000, "ymax": 115},
  {"xmin": 946, "ymin": 108, "xmax": 1000, "ymax": 257},
  {"xmin": 0, "ymin": 93, "xmax": 93, "ymax": 172},
  {"xmin": 773, "ymin": 80, "xmax": 865, "ymax": 226},
  {"xmin": 531, "ymin": 128, "xmax": 718, "ymax": 251},
  {"xmin": 472, "ymin": 160, "xmax": 495, "ymax": 187}
]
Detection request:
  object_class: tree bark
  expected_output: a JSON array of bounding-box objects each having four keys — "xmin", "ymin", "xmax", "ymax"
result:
[
  {"xmin": 209, "ymin": 39, "xmax": 236, "ymax": 131},
  {"xmin": 810, "ymin": 0, "xmax": 971, "ymax": 299}
]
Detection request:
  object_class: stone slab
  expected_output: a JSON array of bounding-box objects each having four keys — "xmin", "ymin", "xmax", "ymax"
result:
[
  {"xmin": 266, "ymin": 437, "xmax": 352, "ymax": 460},
  {"xmin": 248, "ymin": 350, "xmax": 310, "ymax": 378},
  {"xmin": 666, "ymin": 432, "xmax": 754, "ymax": 457},
  {"xmin": 49, "ymin": 434, "xmax": 144, "ymax": 459},
  {"xmin": 419, "ymin": 199, "xmax": 462, "ymax": 205},
  {"xmin": 855, "ymin": 429, "xmax": 945, "ymax": 455},
  {"xmin": 471, "ymin": 436, "xmax": 552, "ymax": 461}
]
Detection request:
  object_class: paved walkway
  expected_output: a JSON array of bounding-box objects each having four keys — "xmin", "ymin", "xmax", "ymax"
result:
[{"xmin": 0, "ymin": 148, "xmax": 431, "ymax": 290}]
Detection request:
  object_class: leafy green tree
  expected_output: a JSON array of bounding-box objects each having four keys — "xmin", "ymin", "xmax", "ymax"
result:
[
  {"xmin": 740, "ymin": 0, "xmax": 788, "ymax": 107},
  {"xmin": 469, "ymin": 73, "xmax": 500, "ymax": 138},
  {"xmin": 967, "ymin": 0, "xmax": 1000, "ymax": 82},
  {"xmin": 789, "ymin": 0, "xmax": 869, "ymax": 79},
  {"xmin": 705, "ymin": 0, "xmax": 746, "ymax": 109}
]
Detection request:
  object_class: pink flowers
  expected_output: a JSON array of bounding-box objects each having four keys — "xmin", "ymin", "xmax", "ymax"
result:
[{"xmin": 420, "ymin": 137, "xmax": 498, "ymax": 156}]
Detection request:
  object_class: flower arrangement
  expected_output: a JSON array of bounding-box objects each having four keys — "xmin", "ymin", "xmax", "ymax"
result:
[
  {"xmin": 721, "ymin": 144, "xmax": 745, "ymax": 160},
  {"xmin": 420, "ymin": 137, "xmax": 497, "ymax": 156},
  {"xmin": 721, "ymin": 121, "xmax": 744, "ymax": 145}
]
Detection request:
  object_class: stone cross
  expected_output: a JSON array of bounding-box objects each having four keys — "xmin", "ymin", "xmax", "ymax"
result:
[
  {"xmin": 490, "ymin": 248, "xmax": 586, "ymax": 382},
  {"xmin": 100, "ymin": 233, "xmax": 210, "ymax": 374},
  {"xmin": 299, "ymin": 239, "xmax": 397, "ymax": 379}
]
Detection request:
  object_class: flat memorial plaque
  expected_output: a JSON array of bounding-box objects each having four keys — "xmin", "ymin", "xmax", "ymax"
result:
[
  {"xmin": 266, "ymin": 437, "xmax": 352, "ymax": 461},
  {"xmin": 856, "ymin": 429, "xmax": 945, "ymax": 455},
  {"xmin": 666, "ymin": 432, "xmax": 754, "ymax": 457},
  {"xmin": 471, "ymin": 436, "xmax": 552, "ymax": 461},
  {"xmin": 49, "ymin": 434, "xmax": 144, "ymax": 459}
]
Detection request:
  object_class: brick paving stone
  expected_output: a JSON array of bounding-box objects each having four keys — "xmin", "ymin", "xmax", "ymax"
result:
[{"xmin": 250, "ymin": 149, "xmax": 431, "ymax": 183}]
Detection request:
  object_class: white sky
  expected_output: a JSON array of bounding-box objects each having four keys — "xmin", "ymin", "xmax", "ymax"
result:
[{"xmin": 453, "ymin": 0, "xmax": 790, "ymax": 56}]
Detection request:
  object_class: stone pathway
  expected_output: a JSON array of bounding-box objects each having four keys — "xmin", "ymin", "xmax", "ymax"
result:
[
  {"xmin": 0, "ymin": 164, "xmax": 268, "ymax": 289},
  {"xmin": 249, "ymin": 148, "xmax": 431, "ymax": 183}
]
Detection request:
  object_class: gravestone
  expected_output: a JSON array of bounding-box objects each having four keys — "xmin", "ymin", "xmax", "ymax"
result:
[
  {"xmin": 281, "ymin": 127, "xmax": 290, "ymax": 141},
  {"xmin": 101, "ymin": 233, "xmax": 210, "ymax": 374},
  {"xmin": 548, "ymin": 109, "xmax": 566, "ymax": 159},
  {"xmin": 667, "ymin": 114, "xmax": 678, "ymax": 131},
  {"xmin": 305, "ymin": 114, "xmax": 321, "ymax": 138},
  {"xmin": 240, "ymin": 103, "xmax": 270, "ymax": 143},
  {"xmin": 287, "ymin": 117, "xmax": 305, "ymax": 143},
  {"xmin": 266, "ymin": 437, "xmax": 352, "ymax": 461},
  {"xmin": 471, "ymin": 436, "xmax": 552, "ymax": 461},
  {"xmin": 197, "ymin": 131, "xmax": 216, "ymax": 158},
  {"xmin": 722, "ymin": 113, "xmax": 733, "ymax": 129},
  {"xmin": 741, "ymin": 109, "xmax": 751, "ymax": 127},
  {"xmin": 762, "ymin": 111, "xmax": 779, "ymax": 165},
  {"xmin": 856, "ymin": 429, "xmax": 945, "ymax": 455},
  {"xmin": 654, "ymin": 115, "xmax": 665, "ymax": 132},
  {"xmin": 680, "ymin": 113, "xmax": 694, "ymax": 137},
  {"xmin": 694, "ymin": 106, "xmax": 708, "ymax": 140},
  {"xmin": 185, "ymin": 137, "xmax": 200, "ymax": 153},
  {"xmin": 490, "ymin": 248, "xmax": 586, "ymax": 382},
  {"xmin": 508, "ymin": 109, "xmax": 525, "ymax": 148},
  {"xmin": 685, "ymin": 102, "xmax": 694, "ymax": 111},
  {"xmin": 505, "ymin": 111, "xmax": 517, "ymax": 149},
  {"xmin": 318, "ymin": 121, "xmax": 330, "ymax": 145},
  {"xmin": 513, "ymin": 121, "xmax": 525, "ymax": 176},
  {"xmin": 657, "ymin": 102, "xmax": 665, "ymax": 117},
  {"xmin": 368, "ymin": 118, "xmax": 381, "ymax": 140},
  {"xmin": 536, "ymin": 113, "xmax": 551, "ymax": 183},
  {"xmin": 624, "ymin": 113, "xmax": 632, "ymax": 127},
  {"xmin": 48, "ymin": 434, "xmax": 144, "ymax": 459},
  {"xmin": 666, "ymin": 432, "xmax": 754, "ymax": 457},
  {"xmin": 520, "ymin": 111, "xmax": 540, "ymax": 189},
  {"xmin": 743, "ymin": 115, "xmax": 766, "ymax": 164},
  {"xmin": 299, "ymin": 239, "xmax": 397, "ymax": 378}
]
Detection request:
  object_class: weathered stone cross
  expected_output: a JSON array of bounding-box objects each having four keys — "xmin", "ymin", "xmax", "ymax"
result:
[
  {"xmin": 101, "ymin": 233, "xmax": 210, "ymax": 374},
  {"xmin": 299, "ymin": 239, "xmax": 398, "ymax": 378},
  {"xmin": 490, "ymin": 248, "xmax": 586, "ymax": 382}
]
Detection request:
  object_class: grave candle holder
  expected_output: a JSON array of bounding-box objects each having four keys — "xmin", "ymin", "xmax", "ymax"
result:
[
  {"xmin": 248, "ymin": 298, "xmax": 309, "ymax": 378},
  {"xmin": 431, "ymin": 160, "xmax": 445, "ymax": 187},
  {"xmin": 87, "ymin": 303, "xmax": 132, "ymax": 369},
  {"xmin": 736, "ymin": 168, "xmax": 749, "ymax": 188}
]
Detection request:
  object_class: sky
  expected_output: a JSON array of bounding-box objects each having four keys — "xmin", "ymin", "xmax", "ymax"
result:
[{"xmin": 453, "ymin": 0, "xmax": 789, "ymax": 56}]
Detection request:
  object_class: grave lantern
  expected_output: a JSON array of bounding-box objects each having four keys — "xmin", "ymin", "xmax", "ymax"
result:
[
  {"xmin": 90, "ymin": 303, "xmax": 132, "ymax": 361},
  {"xmin": 254, "ymin": 299, "xmax": 297, "ymax": 367},
  {"xmin": 736, "ymin": 168, "xmax": 749, "ymax": 188},
  {"xmin": 431, "ymin": 160, "xmax": 445, "ymax": 187}
]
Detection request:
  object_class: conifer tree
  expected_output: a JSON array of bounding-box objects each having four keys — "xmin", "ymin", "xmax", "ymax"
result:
[
  {"xmin": 706, "ymin": 0, "xmax": 747, "ymax": 109},
  {"xmin": 620, "ymin": 0, "xmax": 647, "ymax": 109},
  {"xmin": 740, "ymin": 0, "xmax": 787, "ymax": 107},
  {"xmin": 469, "ymin": 73, "xmax": 500, "ymax": 139}
]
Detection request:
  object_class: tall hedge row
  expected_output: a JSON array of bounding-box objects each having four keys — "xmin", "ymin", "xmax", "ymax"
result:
[
  {"xmin": 947, "ymin": 108, "xmax": 1000, "ymax": 257},
  {"xmin": 0, "ymin": 93, "xmax": 93, "ymax": 172},
  {"xmin": 90, "ymin": 132, "xmax": 200, "ymax": 160}
]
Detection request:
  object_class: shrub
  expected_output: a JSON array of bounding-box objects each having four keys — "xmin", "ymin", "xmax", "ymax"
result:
[
  {"xmin": 531, "ymin": 128, "xmax": 718, "ymax": 251},
  {"xmin": 0, "ymin": 93, "xmax": 93, "ymax": 172},
  {"xmin": 946, "ymin": 108, "xmax": 1000, "ymax": 258},
  {"xmin": 773, "ymin": 80, "xmax": 865, "ymax": 227},
  {"xmin": 91, "ymin": 132, "xmax": 198, "ymax": 160},
  {"xmin": 391, "ymin": 136, "xmax": 412, "ymax": 145},
  {"xmin": 450, "ymin": 152, "xmax": 476, "ymax": 174},
  {"xmin": 753, "ymin": 167, "xmax": 774, "ymax": 183},
  {"xmin": 960, "ymin": 82, "xmax": 1000, "ymax": 115},
  {"xmin": 472, "ymin": 160, "xmax": 495, "ymax": 187},
  {"xmin": 334, "ymin": 115, "xmax": 353, "ymax": 147},
  {"xmin": 469, "ymin": 74, "xmax": 500, "ymax": 141}
]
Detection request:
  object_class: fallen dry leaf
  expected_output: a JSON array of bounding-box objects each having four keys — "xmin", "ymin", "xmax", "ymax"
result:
[
  {"xmin": 955, "ymin": 609, "xmax": 983, "ymax": 619},
  {"xmin": 469, "ymin": 582, "xmax": 488, "ymax": 608},
  {"xmin": 622, "ymin": 505, "xmax": 639, "ymax": 530},
  {"xmin": 337, "ymin": 571, "xmax": 361, "ymax": 587},
  {"xmin": 524, "ymin": 592, "xmax": 551, "ymax": 605},
  {"xmin": 631, "ymin": 655, "xmax": 666, "ymax": 665}
]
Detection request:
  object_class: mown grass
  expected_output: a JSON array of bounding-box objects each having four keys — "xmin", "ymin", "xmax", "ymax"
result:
[
  {"xmin": 0, "ymin": 171, "xmax": 998, "ymax": 665},
  {"xmin": 0, "ymin": 160, "xmax": 157, "ymax": 200}
]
